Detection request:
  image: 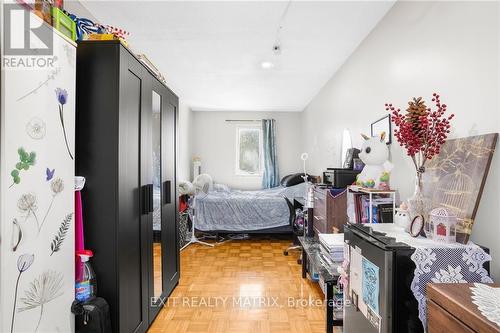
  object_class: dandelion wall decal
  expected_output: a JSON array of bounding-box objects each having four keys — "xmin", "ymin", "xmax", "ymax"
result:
[
  {"xmin": 55, "ymin": 88, "xmax": 73, "ymax": 160},
  {"xmin": 26, "ymin": 118, "xmax": 46, "ymax": 140},
  {"xmin": 11, "ymin": 254, "xmax": 35, "ymax": 333},
  {"xmin": 39, "ymin": 178, "xmax": 65, "ymax": 235},
  {"xmin": 17, "ymin": 193, "xmax": 40, "ymax": 231},
  {"xmin": 18, "ymin": 270, "xmax": 64, "ymax": 333}
]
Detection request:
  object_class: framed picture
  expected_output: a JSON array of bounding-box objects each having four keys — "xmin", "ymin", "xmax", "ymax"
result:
[
  {"xmin": 422, "ymin": 133, "xmax": 498, "ymax": 244},
  {"xmin": 371, "ymin": 114, "xmax": 392, "ymax": 145}
]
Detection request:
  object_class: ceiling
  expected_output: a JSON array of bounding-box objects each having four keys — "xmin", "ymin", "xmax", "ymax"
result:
[{"xmin": 82, "ymin": 1, "xmax": 394, "ymax": 111}]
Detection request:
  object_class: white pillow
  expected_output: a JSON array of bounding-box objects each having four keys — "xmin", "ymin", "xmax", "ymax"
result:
[{"xmin": 213, "ymin": 183, "xmax": 230, "ymax": 192}]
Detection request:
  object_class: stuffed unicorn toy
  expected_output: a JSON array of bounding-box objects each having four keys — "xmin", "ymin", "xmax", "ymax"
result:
[{"xmin": 356, "ymin": 132, "xmax": 393, "ymax": 189}]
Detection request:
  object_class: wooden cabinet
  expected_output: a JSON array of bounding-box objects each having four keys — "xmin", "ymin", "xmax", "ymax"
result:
[
  {"xmin": 76, "ymin": 41, "xmax": 179, "ymax": 333},
  {"xmin": 427, "ymin": 283, "xmax": 500, "ymax": 333},
  {"xmin": 312, "ymin": 186, "xmax": 347, "ymax": 235}
]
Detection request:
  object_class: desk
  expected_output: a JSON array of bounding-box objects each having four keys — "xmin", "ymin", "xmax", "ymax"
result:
[
  {"xmin": 427, "ymin": 283, "xmax": 500, "ymax": 333},
  {"xmin": 298, "ymin": 236, "xmax": 343, "ymax": 333}
]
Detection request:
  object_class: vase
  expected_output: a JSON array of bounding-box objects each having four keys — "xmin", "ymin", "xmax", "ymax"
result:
[{"xmin": 408, "ymin": 172, "xmax": 432, "ymax": 237}]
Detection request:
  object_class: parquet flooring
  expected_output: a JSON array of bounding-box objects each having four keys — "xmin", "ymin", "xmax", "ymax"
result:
[{"xmin": 148, "ymin": 237, "xmax": 340, "ymax": 333}]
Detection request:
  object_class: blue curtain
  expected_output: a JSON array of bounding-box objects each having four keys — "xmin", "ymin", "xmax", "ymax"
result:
[{"xmin": 262, "ymin": 119, "xmax": 279, "ymax": 188}]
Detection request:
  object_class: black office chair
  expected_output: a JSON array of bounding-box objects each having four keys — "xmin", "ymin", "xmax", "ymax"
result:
[{"xmin": 283, "ymin": 197, "xmax": 303, "ymax": 262}]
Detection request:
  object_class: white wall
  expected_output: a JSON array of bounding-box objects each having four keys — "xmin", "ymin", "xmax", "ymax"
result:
[
  {"xmin": 192, "ymin": 111, "xmax": 303, "ymax": 189},
  {"xmin": 177, "ymin": 102, "xmax": 193, "ymax": 181},
  {"xmin": 301, "ymin": 1, "xmax": 500, "ymax": 279},
  {"xmin": 64, "ymin": 0, "xmax": 99, "ymax": 21}
]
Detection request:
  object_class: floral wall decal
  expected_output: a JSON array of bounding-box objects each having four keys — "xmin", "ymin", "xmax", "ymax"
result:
[
  {"xmin": 10, "ymin": 148, "xmax": 36, "ymax": 188},
  {"xmin": 17, "ymin": 193, "xmax": 40, "ymax": 231},
  {"xmin": 3, "ymin": 14, "xmax": 75, "ymax": 332},
  {"xmin": 62, "ymin": 44, "xmax": 75, "ymax": 67},
  {"xmin": 18, "ymin": 270, "xmax": 64, "ymax": 332},
  {"xmin": 50, "ymin": 213, "xmax": 73, "ymax": 256},
  {"xmin": 11, "ymin": 219, "xmax": 23, "ymax": 252},
  {"xmin": 45, "ymin": 168, "xmax": 55, "ymax": 181},
  {"xmin": 55, "ymin": 88, "xmax": 73, "ymax": 160},
  {"xmin": 39, "ymin": 178, "xmax": 64, "ymax": 235},
  {"xmin": 11, "ymin": 254, "xmax": 35, "ymax": 333},
  {"xmin": 17, "ymin": 67, "xmax": 61, "ymax": 102},
  {"xmin": 26, "ymin": 118, "xmax": 46, "ymax": 140}
]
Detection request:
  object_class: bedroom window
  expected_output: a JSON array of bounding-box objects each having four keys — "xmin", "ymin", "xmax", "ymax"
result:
[{"xmin": 236, "ymin": 127, "xmax": 263, "ymax": 176}]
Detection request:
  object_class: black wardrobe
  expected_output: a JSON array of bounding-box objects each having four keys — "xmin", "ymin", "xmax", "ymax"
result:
[{"xmin": 76, "ymin": 41, "xmax": 180, "ymax": 333}]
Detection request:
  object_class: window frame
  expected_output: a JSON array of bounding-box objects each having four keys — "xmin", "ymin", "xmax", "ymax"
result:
[{"xmin": 235, "ymin": 125, "xmax": 263, "ymax": 177}]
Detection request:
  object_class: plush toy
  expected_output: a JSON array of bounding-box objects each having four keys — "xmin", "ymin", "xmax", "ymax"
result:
[{"xmin": 356, "ymin": 132, "xmax": 393, "ymax": 189}]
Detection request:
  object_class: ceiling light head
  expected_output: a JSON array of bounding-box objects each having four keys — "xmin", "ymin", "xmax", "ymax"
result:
[{"xmin": 261, "ymin": 61, "xmax": 275, "ymax": 69}]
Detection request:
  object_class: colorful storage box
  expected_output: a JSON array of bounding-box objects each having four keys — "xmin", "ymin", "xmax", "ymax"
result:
[
  {"xmin": 87, "ymin": 33, "xmax": 116, "ymax": 41},
  {"xmin": 51, "ymin": 7, "xmax": 76, "ymax": 41}
]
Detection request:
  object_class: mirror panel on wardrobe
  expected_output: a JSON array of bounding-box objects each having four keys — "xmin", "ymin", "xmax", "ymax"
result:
[{"xmin": 151, "ymin": 90, "xmax": 163, "ymax": 299}]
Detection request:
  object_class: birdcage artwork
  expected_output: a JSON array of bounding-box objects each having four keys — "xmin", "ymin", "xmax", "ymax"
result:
[
  {"xmin": 430, "ymin": 207, "xmax": 457, "ymax": 243},
  {"xmin": 422, "ymin": 133, "xmax": 498, "ymax": 244},
  {"xmin": 432, "ymin": 170, "xmax": 474, "ymax": 235}
]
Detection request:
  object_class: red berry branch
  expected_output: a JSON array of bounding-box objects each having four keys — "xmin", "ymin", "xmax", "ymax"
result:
[{"xmin": 386, "ymin": 93, "xmax": 454, "ymax": 173}]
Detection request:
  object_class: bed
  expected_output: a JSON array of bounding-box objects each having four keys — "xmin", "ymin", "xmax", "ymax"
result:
[{"xmin": 194, "ymin": 182, "xmax": 307, "ymax": 233}]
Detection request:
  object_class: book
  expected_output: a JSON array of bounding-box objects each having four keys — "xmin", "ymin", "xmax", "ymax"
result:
[
  {"xmin": 377, "ymin": 203, "xmax": 394, "ymax": 223},
  {"xmin": 352, "ymin": 192, "xmax": 393, "ymax": 223}
]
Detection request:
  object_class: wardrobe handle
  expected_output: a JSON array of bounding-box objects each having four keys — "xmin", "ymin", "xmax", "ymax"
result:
[
  {"xmin": 141, "ymin": 185, "xmax": 150, "ymax": 215},
  {"xmin": 164, "ymin": 180, "xmax": 172, "ymax": 205},
  {"xmin": 148, "ymin": 184, "xmax": 154, "ymax": 213}
]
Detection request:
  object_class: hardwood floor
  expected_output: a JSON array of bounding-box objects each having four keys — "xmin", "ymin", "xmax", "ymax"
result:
[
  {"xmin": 153, "ymin": 242, "xmax": 163, "ymax": 298},
  {"xmin": 148, "ymin": 237, "xmax": 337, "ymax": 333}
]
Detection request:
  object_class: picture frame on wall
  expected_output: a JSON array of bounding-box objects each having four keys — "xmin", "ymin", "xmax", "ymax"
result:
[{"xmin": 371, "ymin": 114, "xmax": 392, "ymax": 145}]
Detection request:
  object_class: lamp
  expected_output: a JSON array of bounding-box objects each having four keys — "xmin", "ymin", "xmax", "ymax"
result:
[
  {"xmin": 300, "ymin": 153, "xmax": 315, "ymax": 209},
  {"xmin": 301, "ymin": 152, "xmax": 309, "ymax": 181}
]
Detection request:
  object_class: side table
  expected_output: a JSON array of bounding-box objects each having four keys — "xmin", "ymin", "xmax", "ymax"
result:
[{"xmin": 298, "ymin": 236, "xmax": 343, "ymax": 333}]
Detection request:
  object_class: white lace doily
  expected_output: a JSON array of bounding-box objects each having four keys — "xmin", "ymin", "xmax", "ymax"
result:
[
  {"xmin": 470, "ymin": 283, "xmax": 500, "ymax": 327},
  {"xmin": 368, "ymin": 224, "xmax": 493, "ymax": 332}
]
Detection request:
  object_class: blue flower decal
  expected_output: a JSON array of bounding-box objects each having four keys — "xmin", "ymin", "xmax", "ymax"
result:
[
  {"xmin": 55, "ymin": 88, "xmax": 73, "ymax": 160},
  {"xmin": 55, "ymin": 88, "xmax": 68, "ymax": 105}
]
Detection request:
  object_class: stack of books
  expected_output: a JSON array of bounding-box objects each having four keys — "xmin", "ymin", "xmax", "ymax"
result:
[
  {"xmin": 318, "ymin": 233, "xmax": 344, "ymax": 264},
  {"xmin": 317, "ymin": 233, "xmax": 345, "ymax": 318},
  {"xmin": 353, "ymin": 194, "xmax": 394, "ymax": 224}
]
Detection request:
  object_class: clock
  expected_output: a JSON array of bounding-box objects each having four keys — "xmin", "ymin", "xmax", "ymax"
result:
[{"xmin": 410, "ymin": 215, "xmax": 425, "ymax": 237}]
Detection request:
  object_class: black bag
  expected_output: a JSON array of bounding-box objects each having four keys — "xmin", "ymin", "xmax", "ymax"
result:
[{"xmin": 72, "ymin": 297, "xmax": 113, "ymax": 333}]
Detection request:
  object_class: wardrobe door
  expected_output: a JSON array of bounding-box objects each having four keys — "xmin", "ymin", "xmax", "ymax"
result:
[
  {"xmin": 148, "ymin": 80, "xmax": 166, "ymax": 323},
  {"xmin": 162, "ymin": 90, "xmax": 179, "ymax": 295},
  {"xmin": 117, "ymin": 51, "xmax": 148, "ymax": 333}
]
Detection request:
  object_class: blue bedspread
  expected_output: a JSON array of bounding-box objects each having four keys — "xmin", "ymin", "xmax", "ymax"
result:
[{"xmin": 195, "ymin": 183, "xmax": 307, "ymax": 232}]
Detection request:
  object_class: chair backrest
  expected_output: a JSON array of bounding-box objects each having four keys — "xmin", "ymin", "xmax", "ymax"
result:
[{"xmin": 283, "ymin": 196, "xmax": 295, "ymax": 227}]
